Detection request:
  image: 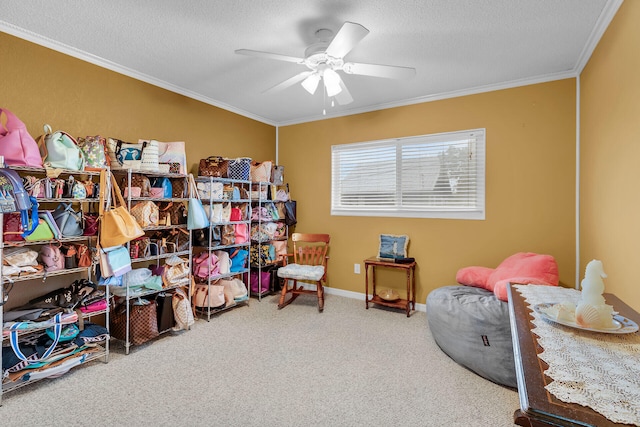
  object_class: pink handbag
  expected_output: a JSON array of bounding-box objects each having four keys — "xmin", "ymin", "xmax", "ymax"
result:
[{"xmin": 0, "ymin": 108, "xmax": 44, "ymax": 167}]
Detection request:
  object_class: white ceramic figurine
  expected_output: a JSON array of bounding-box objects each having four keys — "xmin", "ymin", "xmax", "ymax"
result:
[{"xmin": 575, "ymin": 259, "xmax": 615, "ymax": 328}]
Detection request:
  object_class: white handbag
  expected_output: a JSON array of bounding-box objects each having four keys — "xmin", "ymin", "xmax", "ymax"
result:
[
  {"xmin": 197, "ymin": 181, "xmax": 224, "ymax": 200},
  {"xmin": 139, "ymin": 139, "xmax": 160, "ymax": 172}
]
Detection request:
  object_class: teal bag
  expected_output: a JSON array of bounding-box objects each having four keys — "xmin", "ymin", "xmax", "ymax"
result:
[
  {"xmin": 39, "ymin": 125, "xmax": 85, "ymax": 171},
  {"xmin": 152, "ymin": 177, "xmax": 172, "ymax": 198}
]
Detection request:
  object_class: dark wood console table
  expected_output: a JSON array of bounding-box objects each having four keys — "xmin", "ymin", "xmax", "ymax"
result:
[
  {"xmin": 364, "ymin": 257, "xmax": 416, "ymax": 317},
  {"xmin": 507, "ymin": 285, "xmax": 640, "ymax": 427}
]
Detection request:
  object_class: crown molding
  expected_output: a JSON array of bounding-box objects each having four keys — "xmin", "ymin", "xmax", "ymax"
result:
[
  {"xmin": 276, "ymin": 70, "xmax": 578, "ymax": 126},
  {"xmin": 573, "ymin": 0, "xmax": 624, "ymax": 74},
  {"xmin": 0, "ymin": 21, "xmax": 277, "ymax": 126}
]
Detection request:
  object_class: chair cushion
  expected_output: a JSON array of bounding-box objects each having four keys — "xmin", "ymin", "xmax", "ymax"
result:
[{"xmin": 277, "ymin": 264, "xmax": 325, "ymax": 281}]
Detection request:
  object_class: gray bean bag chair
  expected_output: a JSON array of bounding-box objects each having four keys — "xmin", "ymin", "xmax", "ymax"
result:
[{"xmin": 426, "ymin": 285, "xmax": 517, "ymax": 388}]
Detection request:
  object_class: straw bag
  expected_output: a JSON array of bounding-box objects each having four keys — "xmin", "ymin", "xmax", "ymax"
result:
[{"xmin": 99, "ymin": 170, "xmax": 145, "ymax": 247}]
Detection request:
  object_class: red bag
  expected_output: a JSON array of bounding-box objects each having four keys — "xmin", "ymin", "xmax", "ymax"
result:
[
  {"xmin": 2, "ymin": 212, "xmax": 25, "ymax": 242},
  {"xmin": 83, "ymin": 212, "xmax": 99, "ymax": 236},
  {"xmin": 0, "ymin": 108, "xmax": 44, "ymax": 167}
]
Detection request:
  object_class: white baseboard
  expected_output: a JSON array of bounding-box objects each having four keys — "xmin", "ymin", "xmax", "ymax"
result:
[{"xmin": 323, "ymin": 286, "xmax": 427, "ymax": 313}]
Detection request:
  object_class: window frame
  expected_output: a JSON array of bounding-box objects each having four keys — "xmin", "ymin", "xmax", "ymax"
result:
[{"xmin": 330, "ymin": 128, "xmax": 486, "ymax": 220}]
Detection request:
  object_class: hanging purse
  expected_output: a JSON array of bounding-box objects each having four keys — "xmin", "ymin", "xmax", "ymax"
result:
[
  {"xmin": 187, "ymin": 174, "xmax": 210, "ymax": 230},
  {"xmin": 99, "ymin": 170, "xmax": 145, "ymax": 248},
  {"xmin": 271, "ymin": 165, "xmax": 285, "ymax": 185}
]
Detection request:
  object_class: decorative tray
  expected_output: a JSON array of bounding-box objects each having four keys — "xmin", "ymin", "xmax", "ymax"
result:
[{"xmin": 533, "ymin": 303, "xmax": 639, "ymax": 334}]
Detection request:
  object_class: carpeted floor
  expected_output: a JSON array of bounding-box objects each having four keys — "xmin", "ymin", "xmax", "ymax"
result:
[{"xmin": 1, "ymin": 293, "xmax": 519, "ymax": 426}]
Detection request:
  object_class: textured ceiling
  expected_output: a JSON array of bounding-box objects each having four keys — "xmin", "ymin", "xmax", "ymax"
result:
[{"xmin": 0, "ymin": 0, "xmax": 622, "ymax": 125}]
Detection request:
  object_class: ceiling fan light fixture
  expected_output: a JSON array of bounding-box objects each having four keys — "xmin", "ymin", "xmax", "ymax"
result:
[
  {"xmin": 301, "ymin": 73, "xmax": 321, "ymax": 94},
  {"xmin": 323, "ymin": 68, "xmax": 342, "ymax": 97}
]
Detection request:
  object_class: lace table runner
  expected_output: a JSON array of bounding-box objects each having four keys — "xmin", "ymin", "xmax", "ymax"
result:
[{"xmin": 514, "ymin": 284, "xmax": 640, "ymax": 425}]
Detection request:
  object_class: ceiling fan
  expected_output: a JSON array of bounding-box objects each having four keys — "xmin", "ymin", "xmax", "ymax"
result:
[{"xmin": 235, "ymin": 21, "xmax": 416, "ymax": 106}]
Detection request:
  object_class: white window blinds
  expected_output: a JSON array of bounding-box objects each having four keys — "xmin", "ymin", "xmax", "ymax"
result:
[{"xmin": 331, "ymin": 129, "xmax": 485, "ymax": 219}]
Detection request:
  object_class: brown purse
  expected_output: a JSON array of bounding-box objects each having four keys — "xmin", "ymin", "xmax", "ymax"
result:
[
  {"xmin": 198, "ymin": 156, "xmax": 228, "ymax": 177},
  {"xmin": 110, "ymin": 300, "xmax": 159, "ymax": 346},
  {"xmin": 170, "ymin": 177, "xmax": 187, "ymax": 198},
  {"xmin": 157, "ymin": 201, "xmax": 187, "ymax": 225}
]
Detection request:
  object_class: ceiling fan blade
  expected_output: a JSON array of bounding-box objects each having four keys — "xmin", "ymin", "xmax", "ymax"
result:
[
  {"xmin": 235, "ymin": 49, "xmax": 304, "ymax": 64},
  {"xmin": 343, "ymin": 62, "xmax": 416, "ymax": 79},
  {"xmin": 325, "ymin": 22, "xmax": 369, "ymax": 59},
  {"xmin": 263, "ymin": 71, "xmax": 313, "ymax": 94},
  {"xmin": 334, "ymin": 78, "xmax": 353, "ymax": 105}
]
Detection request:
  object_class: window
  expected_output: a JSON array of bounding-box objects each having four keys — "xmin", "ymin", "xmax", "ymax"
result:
[{"xmin": 331, "ymin": 129, "xmax": 485, "ymax": 220}]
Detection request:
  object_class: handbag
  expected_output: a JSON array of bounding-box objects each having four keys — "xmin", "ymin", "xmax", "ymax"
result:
[
  {"xmin": 221, "ymin": 224, "xmax": 235, "ymax": 246},
  {"xmin": 204, "ymin": 203, "xmax": 223, "ymax": 223},
  {"xmin": 82, "ymin": 211, "xmax": 99, "ymax": 236},
  {"xmin": 100, "ymin": 170, "xmax": 145, "ymax": 247},
  {"xmin": 171, "ymin": 177, "xmax": 187, "ymax": 198},
  {"xmin": 37, "ymin": 125, "xmax": 85, "ymax": 171},
  {"xmin": 187, "ymin": 174, "xmax": 210, "ymax": 230},
  {"xmin": 130, "ymin": 236, "xmax": 151, "ymax": 259},
  {"xmin": 0, "ymin": 108, "xmax": 44, "ymax": 167},
  {"xmin": 284, "ymin": 200, "xmax": 297, "ymax": 226},
  {"xmin": 138, "ymin": 139, "xmax": 160, "ymax": 172},
  {"xmin": 156, "ymin": 140, "xmax": 187, "ymax": 175},
  {"xmin": 130, "ymin": 201, "xmax": 159, "ymax": 227},
  {"xmin": 214, "ymin": 250, "xmax": 231, "ymax": 275},
  {"xmin": 110, "ymin": 299, "xmax": 159, "ymax": 346},
  {"xmin": 163, "ymin": 256, "xmax": 191, "ymax": 287},
  {"xmin": 24, "ymin": 218, "xmax": 54, "ymax": 242},
  {"xmin": 193, "ymin": 283, "xmax": 226, "ymax": 309},
  {"xmin": 249, "ymin": 270, "xmax": 271, "ymax": 294},
  {"xmin": 52, "ymin": 203, "xmax": 84, "ymax": 237},
  {"xmin": 193, "ymin": 251, "xmax": 219, "ymax": 279},
  {"xmin": 157, "ymin": 201, "xmax": 187, "ymax": 226},
  {"xmin": 40, "ymin": 244, "xmax": 65, "ymax": 272},
  {"xmin": 234, "ymin": 223, "xmax": 249, "ymax": 244},
  {"xmin": 196, "ymin": 180, "xmax": 224, "ymax": 200},
  {"xmin": 123, "ymin": 174, "xmax": 152, "ymax": 197},
  {"xmin": 152, "ymin": 177, "xmax": 172, "ymax": 198},
  {"xmin": 227, "ymin": 157, "xmax": 252, "ymax": 181},
  {"xmin": 77, "ymin": 135, "xmax": 109, "ymax": 170},
  {"xmin": 104, "ymin": 244, "xmax": 132, "ymax": 277},
  {"xmin": 271, "ymin": 165, "xmax": 285, "ymax": 185},
  {"xmin": 229, "ymin": 249, "xmax": 249, "ymax": 273},
  {"xmin": 198, "ymin": 156, "xmax": 228, "ymax": 177},
  {"xmin": 61, "ymin": 244, "xmax": 78, "ymax": 269},
  {"xmin": 250, "ymin": 160, "xmax": 272, "ymax": 183},
  {"xmin": 172, "ymin": 287, "xmax": 195, "ymax": 331},
  {"xmin": 76, "ymin": 244, "xmax": 93, "ymax": 267}
]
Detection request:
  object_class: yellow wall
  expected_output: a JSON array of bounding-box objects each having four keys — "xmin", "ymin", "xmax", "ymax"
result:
[
  {"xmin": 279, "ymin": 80, "xmax": 577, "ymax": 303},
  {"xmin": 580, "ymin": 1, "xmax": 640, "ymax": 311},
  {"xmin": 0, "ymin": 32, "xmax": 275, "ymax": 173}
]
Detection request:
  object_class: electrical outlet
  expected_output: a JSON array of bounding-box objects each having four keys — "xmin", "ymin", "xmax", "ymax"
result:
[{"xmin": 354, "ymin": 263, "xmax": 361, "ymax": 274}]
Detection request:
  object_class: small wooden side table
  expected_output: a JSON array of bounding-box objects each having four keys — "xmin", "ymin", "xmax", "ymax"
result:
[{"xmin": 364, "ymin": 257, "xmax": 416, "ymax": 317}]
